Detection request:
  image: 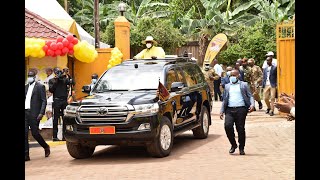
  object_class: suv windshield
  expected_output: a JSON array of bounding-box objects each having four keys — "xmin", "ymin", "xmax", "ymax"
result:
[{"xmin": 93, "ymin": 63, "xmax": 164, "ymax": 92}]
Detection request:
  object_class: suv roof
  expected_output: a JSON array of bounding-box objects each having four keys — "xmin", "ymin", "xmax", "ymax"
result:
[{"xmin": 122, "ymin": 57, "xmax": 197, "ymax": 67}]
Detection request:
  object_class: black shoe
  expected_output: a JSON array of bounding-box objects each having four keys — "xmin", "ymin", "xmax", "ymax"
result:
[
  {"xmin": 239, "ymin": 149, "xmax": 245, "ymax": 155},
  {"xmin": 53, "ymin": 138, "xmax": 61, "ymax": 141},
  {"xmin": 25, "ymin": 155, "xmax": 30, "ymax": 161},
  {"xmin": 269, "ymin": 111, "xmax": 274, "ymax": 116},
  {"xmin": 253, "ymin": 107, "xmax": 256, "ymax": 111},
  {"xmin": 258, "ymin": 102, "xmax": 263, "ymax": 110},
  {"xmin": 61, "ymin": 138, "xmax": 66, "ymax": 141},
  {"xmin": 229, "ymin": 145, "xmax": 237, "ymax": 154},
  {"xmin": 265, "ymin": 108, "xmax": 270, "ymax": 114},
  {"xmin": 45, "ymin": 146, "xmax": 50, "ymax": 157}
]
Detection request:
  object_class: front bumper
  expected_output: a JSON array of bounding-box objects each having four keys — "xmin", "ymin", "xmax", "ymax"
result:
[{"xmin": 63, "ymin": 114, "xmax": 160, "ymax": 146}]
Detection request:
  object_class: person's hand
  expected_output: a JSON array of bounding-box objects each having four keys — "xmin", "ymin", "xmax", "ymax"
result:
[
  {"xmin": 274, "ymin": 97, "xmax": 294, "ymax": 114},
  {"xmin": 220, "ymin": 113, "xmax": 224, "ymax": 120},
  {"xmin": 151, "ymin": 56, "xmax": 157, "ymax": 60},
  {"xmin": 37, "ymin": 114, "xmax": 43, "ymax": 121},
  {"xmin": 248, "ymin": 105, "xmax": 254, "ymax": 113},
  {"xmin": 280, "ymin": 92, "xmax": 295, "ymax": 100}
]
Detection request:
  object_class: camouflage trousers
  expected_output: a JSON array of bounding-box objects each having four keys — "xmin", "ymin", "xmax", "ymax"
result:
[{"xmin": 250, "ymin": 85, "xmax": 261, "ymax": 102}]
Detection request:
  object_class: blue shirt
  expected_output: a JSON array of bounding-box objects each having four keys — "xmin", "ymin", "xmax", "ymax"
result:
[{"xmin": 228, "ymin": 82, "xmax": 245, "ymax": 107}]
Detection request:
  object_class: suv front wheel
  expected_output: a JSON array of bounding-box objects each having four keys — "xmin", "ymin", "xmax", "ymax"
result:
[
  {"xmin": 66, "ymin": 141, "xmax": 96, "ymax": 159},
  {"xmin": 192, "ymin": 106, "xmax": 210, "ymax": 139},
  {"xmin": 146, "ymin": 116, "xmax": 173, "ymax": 158}
]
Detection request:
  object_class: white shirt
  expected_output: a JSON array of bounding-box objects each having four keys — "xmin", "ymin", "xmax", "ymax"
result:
[
  {"xmin": 43, "ymin": 73, "xmax": 55, "ymax": 91},
  {"xmin": 262, "ymin": 58, "xmax": 277, "ymax": 69},
  {"xmin": 214, "ymin": 64, "xmax": 223, "ymax": 77},
  {"xmin": 265, "ymin": 66, "xmax": 271, "ymax": 86},
  {"xmin": 25, "ymin": 82, "xmax": 36, "ymax": 109},
  {"xmin": 228, "ymin": 82, "xmax": 245, "ymax": 107}
]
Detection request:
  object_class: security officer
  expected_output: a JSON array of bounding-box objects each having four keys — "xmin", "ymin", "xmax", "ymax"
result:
[
  {"xmin": 202, "ymin": 61, "xmax": 218, "ymax": 97},
  {"xmin": 248, "ymin": 58, "xmax": 263, "ymax": 110},
  {"xmin": 49, "ymin": 67, "xmax": 74, "ymax": 141},
  {"xmin": 241, "ymin": 58, "xmax": 253, "ymax": 89}
]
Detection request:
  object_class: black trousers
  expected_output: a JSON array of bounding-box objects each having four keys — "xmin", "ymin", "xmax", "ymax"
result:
[
  {"xmin": 25, "ymin": 110, "xmax": 49, "ymax": 154},
  {"xmin": 213, "ymin": 77, "xmax": 222, "ymax": 101},
  {"xmin": 52, "ymin": 99, "xmax": 68, "ymax": 139},
  {"xmin": 224, "ymin": 106, "xmax": 248, "ymax": 150}
]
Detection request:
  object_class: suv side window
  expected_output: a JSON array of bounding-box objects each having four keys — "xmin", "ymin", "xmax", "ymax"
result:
[
  {"xmin": 182, "ymin": 65, "xmax": 197, "ymax": 87},
  {"xmin": 193, "ymin": 65, "xmax": 205, "ymax": 84},
  {"xmin": 165, "ymin": 68, "xmax": 177, "ymax": 90}
]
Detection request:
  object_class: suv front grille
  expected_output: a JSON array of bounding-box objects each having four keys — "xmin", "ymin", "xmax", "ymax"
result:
[{"xmin": 78, "ymin": 105, "xmax": 129, "ymax": 123}]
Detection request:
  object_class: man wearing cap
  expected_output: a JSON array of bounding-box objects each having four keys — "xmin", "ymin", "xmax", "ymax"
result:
[
  {"xmin": 133, "ymin": 36, "xmax": 165, "ymax": 59},
  {"xmin": 202, "ymin": 61, "xmax": 218, "ymax": 97},
  {"xmin": 262, "ymin": 51, "xmax": 277, "ymax": 69}
]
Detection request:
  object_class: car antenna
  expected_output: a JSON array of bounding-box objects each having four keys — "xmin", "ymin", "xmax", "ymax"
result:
[{"xmin": 134, "ymin": 64, "xmax": 138, "ymax": 68}]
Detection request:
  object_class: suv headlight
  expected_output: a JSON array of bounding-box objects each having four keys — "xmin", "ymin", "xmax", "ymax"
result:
[
  {"xmin": 64, "ymin": 105, "xmax": 78, "ymax": 115},
  {"xmin": 133, "ymin": 103, "xmax": 159, "ymax": 114}
]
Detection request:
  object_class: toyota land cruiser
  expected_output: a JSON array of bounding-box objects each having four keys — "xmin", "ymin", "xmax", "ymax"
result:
[{"xmin": 63, "ymin": 57, "xmax": 213, "ymax": 158}]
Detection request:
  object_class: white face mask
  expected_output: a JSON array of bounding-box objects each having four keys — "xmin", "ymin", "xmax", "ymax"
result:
[
  {"xmin": 91, "ymin": 79, "xmax": 97, "ymax": 84},
  {"xmin": 146, "ymin": 43, "xmax": 152, "ymax": 49},
  {"xmin": 27, "ymin": 77, "xmax": 35, "ymax": 84}
]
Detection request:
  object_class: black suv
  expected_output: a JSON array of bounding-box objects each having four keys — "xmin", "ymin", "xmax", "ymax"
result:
[{"xmin": 63, "ymin": 57, "xmax": 213, "ymax": 158}]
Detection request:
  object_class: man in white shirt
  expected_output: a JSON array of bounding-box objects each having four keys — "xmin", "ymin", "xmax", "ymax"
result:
[
  {"xmin": 213, "ymin": 59, "xmax": 223, "ymax": 101},
  {"xmin": 25, "ymin": 70, "xmax": 50, "ymax": 161},
  {"xmin": 262, "ymin": 51, "xmax": 277, "ymax": 69},
  {"xmin": 43, "ymin": 68, "xmax": 55, "ymax": 91}
]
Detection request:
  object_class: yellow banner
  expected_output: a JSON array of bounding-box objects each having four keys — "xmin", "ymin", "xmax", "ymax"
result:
[{"xmin": 203, "ymin": 33, "xmax": 228, "ymax": 67}]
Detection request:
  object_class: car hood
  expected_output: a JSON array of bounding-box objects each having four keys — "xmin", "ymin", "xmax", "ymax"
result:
[{"xmin": 77, "ymin": 91, "xmax": 158, "ymax": 106}]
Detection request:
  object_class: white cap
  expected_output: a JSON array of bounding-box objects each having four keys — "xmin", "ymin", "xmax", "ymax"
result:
[{"xmin": 266, "ymin": 51, "xmax": 274, "ymax": 56}]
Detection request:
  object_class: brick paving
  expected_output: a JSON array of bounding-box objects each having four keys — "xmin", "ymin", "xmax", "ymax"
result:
[{"xmin": 26, "ymin": 101, "xmax": 294, "ymax": 180}]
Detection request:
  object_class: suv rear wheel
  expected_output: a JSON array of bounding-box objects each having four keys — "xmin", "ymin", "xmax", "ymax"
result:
[
  {"xmin": 192, "ymin": 106, "xmax": 210, "ymax": 139},
  {"xmin": 66, "ymin": 141, "xmax": 95, "ymax": 159},
  {"xmin": 146, "ymin": 117, "xmax": 173, "ymax": 158}
]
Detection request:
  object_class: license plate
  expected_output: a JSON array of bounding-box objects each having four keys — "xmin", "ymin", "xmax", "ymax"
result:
[{"xmin": 89, "ymin": 126, "xmax": 115, "ymax": 134}]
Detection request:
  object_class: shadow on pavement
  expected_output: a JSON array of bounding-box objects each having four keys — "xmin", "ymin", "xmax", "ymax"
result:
[{"xmin": 69, "ymin": 132, "xmax": 221, "ymax": 165}]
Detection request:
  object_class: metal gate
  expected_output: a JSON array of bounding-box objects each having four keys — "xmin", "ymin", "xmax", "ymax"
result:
[{"xmin": 276, "ymin": 19, "xmax": 295, "ymax": 96}]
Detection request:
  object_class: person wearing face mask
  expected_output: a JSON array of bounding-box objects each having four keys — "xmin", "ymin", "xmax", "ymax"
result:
[
  {"xmin": 25, "ymin": 70, "xmax": 50, "ymax": 161},
  {"xmin": 248, "ymin": 58, "xmax": 263, "ymax": 110},
  {"xmin": 90, "ymin": 73, "xmax": 99, "ymax": 90},
  {"xmin": 220, "ymin": 70, "xmax": 254, "ymax": 155},
  {"xmin": 202, "ymin": 61, "xmax": 218, "ymax": 97},
  {"xmin": 133, "ymin": 36, "xmax": 165, "ymax": 59},
  {"xmin": 262, "ymin": 57, "xmax": 277, "ymax": 116},
  {"xmin": 221, "ymin": 66, "xmax": 233, "ymax": 89}
]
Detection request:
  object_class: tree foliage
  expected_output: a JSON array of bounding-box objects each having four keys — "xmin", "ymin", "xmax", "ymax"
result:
[{"xmin": 219, "ymin": 20, "xmax": 276, "ymax": 67}]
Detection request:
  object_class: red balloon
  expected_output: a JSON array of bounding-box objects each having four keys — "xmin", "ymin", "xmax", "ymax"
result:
[
  {"xmin": 60, "ymin": 52, "xmax": 66, "ymax": 56},
  {"xmin": 68, "ymin": 43, "xmax": 74, "ymax": 50},
  {"xmin": 52, "ymin": 54, "xmax": 57, "ymax": 57},
  {"xmin": 62, "ymin": 39, "xmax": 69, "ymax": 46},
  {"xmin": 50, "ymin": 42, "xmax": 57, "ymax": 51},
  {"xmin": 43, "ymin": 45, "xmax": 49, "ymax": 52},
  {"xmin": 66, "ymin": 34, "xmax": 74, "ymax": 42},
  {"xmin": 57, "ymin": 42, "xmax": 64, "ymax": 49},
  {"xmin": 57, "ymin": 36, "xmax": 64, "ymax": 42},
  {"xmin": 72, "ymin": 38, "xmax": 78, "ymax": 45},
  {"xmin": 55, "ymin": 49, "xmax": 62, "ymax": 56},
  {"xmin": 68, "ymin": 50, "xmax": 74, "ymax": 55},
  {"xmin": 62, "ymin": 47, "xmax": 69, "ymax": 54},
  {"xmin": 46, "ymin": 40, "xmax": 53, "ymax": 46},
  {"xmin": 47, "ymin": 49, "xmax": 54, "ymax": 56}
]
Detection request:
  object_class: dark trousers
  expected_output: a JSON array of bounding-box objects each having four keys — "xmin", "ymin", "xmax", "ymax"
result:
[
  {"xmin": 213, "ymin": 77, "xmax": 222, "ymax": 101},
  {"xmin": 52, "ymin": 99, "xmax": 68, "ymax": 139},
  {"xmin": 25, "ymin": 110, "xmax": 49, "ymax": 155},
  {"xmin": 224, "ymin": 106, "xmax": 248, "ymax": 150}
]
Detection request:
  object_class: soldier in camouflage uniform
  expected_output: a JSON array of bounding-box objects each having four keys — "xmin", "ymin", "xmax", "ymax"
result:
[
  {"xmin": 202, "ymin": 61, "xmax": 218, "ymax": 97},
  {"xmin": 248, "ymin": 58, "xmax": 263, "ymax": 110},
  {"xmin": 241, "ymin": 58, "xmax": 253, "ymax": 87}
]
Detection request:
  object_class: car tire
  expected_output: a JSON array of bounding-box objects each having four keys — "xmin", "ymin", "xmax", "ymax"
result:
[
  {"xmin": 192, "ymin": 106, "xmax": 210, "ymax": 139},
  {"xmin": 146, "ymin": 116, "xmax": 173, "ymax": 158},
  {"xmin": 66, "ymin": 141, "xmax": 95, "ymax": 159}
]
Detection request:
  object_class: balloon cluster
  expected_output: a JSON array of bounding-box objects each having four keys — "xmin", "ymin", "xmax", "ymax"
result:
[
  {"xmin": 25, "ymin": 38, "xmax": 46, "ymax": 58},
  {"xmin": 73, "ymin": 40, "xmax": 98, "ymax": 63},
  {"xmin": 107, "ymin": 47, "xmax": 123, "ymax": 69},
  {"xmin": 43, "ymin": 34, "xmax": 78, "ymax": 57}
]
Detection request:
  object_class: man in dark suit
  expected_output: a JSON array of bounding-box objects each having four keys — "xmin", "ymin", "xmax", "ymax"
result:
[
  {"xmin": 221, "ymin": 66, "xmax": 232, "ymax": 88},
  {"xmin": 220, "ymin": 70, "xmax": 254, "ymax": 155},
  {"xmin": 262, "ymin": 57, "xmax": 277, "ymax": 116},
  {"xmin": 25, "ymin": 70, "xmax": 50, "ymax": 161}
]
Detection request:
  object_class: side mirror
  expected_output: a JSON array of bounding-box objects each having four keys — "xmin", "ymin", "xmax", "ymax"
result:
[
  {"xmin": 82, "ymin": 85, "xmax": 91, "ymax": 94},
  {"xmin": 171, "ymin": 82, "xmax": 185, "ymax": 92}
]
